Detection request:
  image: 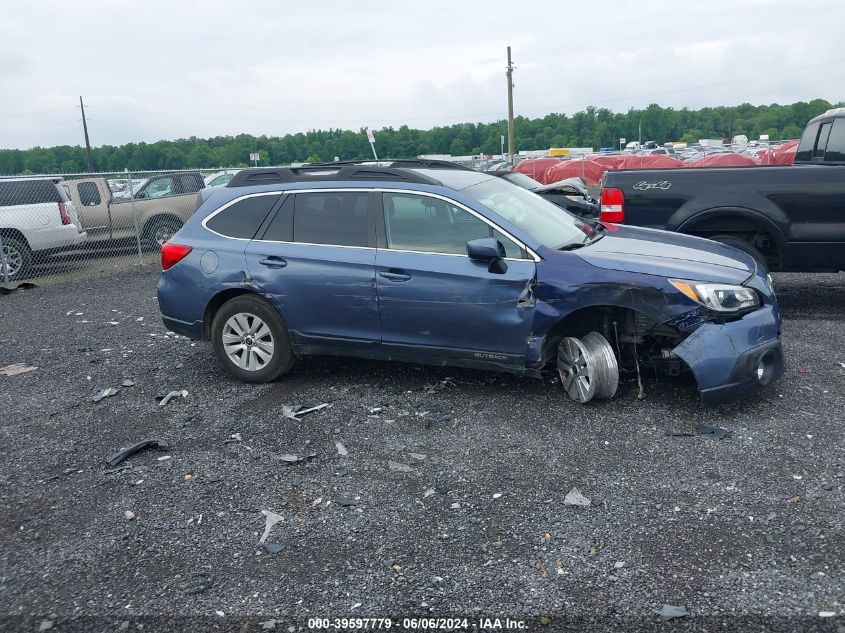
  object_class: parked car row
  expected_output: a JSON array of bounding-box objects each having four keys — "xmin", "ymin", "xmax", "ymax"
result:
[{"xmin": 0, "ymin": 171, "xmax": 206, "ymax": 280}]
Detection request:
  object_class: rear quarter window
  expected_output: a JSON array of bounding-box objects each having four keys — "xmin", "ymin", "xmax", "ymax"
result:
[
  {"xmin": 205, "ymin": 194, "xmax": 280, "ymax": 239},
  {"xmin": 0, "ymin": 180, "xmax": 62, "ymax": 206},
  {"xmin": 796, "ymin": 122, "xmax": 819, "ymax": 162}
]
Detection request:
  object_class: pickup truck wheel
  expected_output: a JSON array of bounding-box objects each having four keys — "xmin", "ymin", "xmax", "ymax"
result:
[
  {"xmin": 147, "ymin": 218, "xmax": 183, "ymax": 249},
  {"xmin": 0, "ymin": 236, "xmax": 32, "ymax": 281},
  {"xmin": 211, "ymin": 295, "xmax": 295, "ymax": 383},
  {"xmin": 557, "ymin": 332, "xmax": 619, "ymax": 403},
  {"xmin": 711, "ymin": 234, "xmax": 767, "ymax": 270}
]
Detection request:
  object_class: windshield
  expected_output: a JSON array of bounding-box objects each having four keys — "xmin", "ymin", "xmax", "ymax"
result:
[
  {"xmin": 457, "ymin": 176, "xmax": 586, "ymax": 249},
  {"xmin": 501, "ymin": 172, "xmax": 542, "ymax": 190}
]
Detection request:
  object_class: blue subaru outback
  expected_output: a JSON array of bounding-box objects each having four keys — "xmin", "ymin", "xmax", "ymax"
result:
[{"xmin": 157, "ymin": 161, "xmax": 783, "ymax": 405}]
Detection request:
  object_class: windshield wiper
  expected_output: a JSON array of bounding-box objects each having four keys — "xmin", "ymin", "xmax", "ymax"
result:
[{"xmin": 558, "ymin": 241, "xmax": 586, "ymax": 251}]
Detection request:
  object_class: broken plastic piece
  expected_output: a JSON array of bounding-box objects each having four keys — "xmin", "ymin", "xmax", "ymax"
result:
[
  {"xmin": 564, "ymin": 487, "xmax": 591, "ymax": 507},
  {"xmin": 121, "ymin": 379, "xmax": 136, "ymax": 387},
  {"xmin": 157, "ymin": 390, "xmax": 188, "ymax": 407},
  {"xmin": 695, "ymin": 424, "xmax": 732, "ymax": 440},
  {"xmin": 0, "ymin": 363, "xmax": 37, "ymax": 377},
  {"xmin": 280, "ymin": 403, "xmax": 330, "ymax": 420},
  {"xmin": 335, "ymin": 442, "xmax": 348, "ymax": 456},
  {"xmin": 262, "ymin": 543, "xmax": 283, "ymax": 554},
  {"xmin": 104, "ymin": 438, "xmax": 170, "ymax": 467},
  {"xmin": 91, "ymin": 386, "xmax": 120, "ymax": 403},
  {"xmin": 259, "ymin": 509, "xmax": 283, "ymax": 544},
  {"xmin": 277, "ymin": 452, "xmax": 317, "ymax": 465},
  {"xmin": 655, "ymin": 604, "xmax": 688, "ymax": 621},
  {"xmin": 388, "ymin": 460, "xmax": 414, "ymax": 473}
]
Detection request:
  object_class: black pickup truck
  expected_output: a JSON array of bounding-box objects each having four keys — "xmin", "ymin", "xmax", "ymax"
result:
[{"xmin": 599, "ymin": 108, "xmax": 845, "ymax": 272}]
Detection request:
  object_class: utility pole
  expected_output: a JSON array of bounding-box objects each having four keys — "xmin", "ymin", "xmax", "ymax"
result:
[
  {"xmin": 79, "ymin": 96, "xmax": 95, "ymax": 173},
  {"xmin": 506, "ymin": 47, "xmax": 516, "ymax": 166}
]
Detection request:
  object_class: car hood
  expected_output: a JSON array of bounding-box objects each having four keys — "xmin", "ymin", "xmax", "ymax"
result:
[{"xmin": 574, "ymin": 224, "xmax": 756, "ymax": 284}]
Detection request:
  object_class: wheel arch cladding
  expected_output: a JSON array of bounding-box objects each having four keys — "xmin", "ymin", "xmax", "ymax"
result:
[{"xmin": 204, "ymin": 288, "xmax": 266, "ymax": 338}]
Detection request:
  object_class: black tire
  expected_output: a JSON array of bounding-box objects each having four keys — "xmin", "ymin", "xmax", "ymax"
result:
[
  {"xmin": 0, "ymin": 235, "xmax": 33, "ymax": 281},
  {"xmin": 710, "ymin": 234, "xmax": 767, "ymax": 270},
  {"xmin": 210, "ymin": 294, "xmax": 295, "ymax": 383},
  {"xmin": 145, "ymin": 217, "xmax": 183, "ymax": 250}
]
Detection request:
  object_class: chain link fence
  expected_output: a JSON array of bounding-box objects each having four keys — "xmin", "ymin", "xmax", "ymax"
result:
[{"xmin": 0, "ymin": 168, "xmax": 237, "ymax": 287}]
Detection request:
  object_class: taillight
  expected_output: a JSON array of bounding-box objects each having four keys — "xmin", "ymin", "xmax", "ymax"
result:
[
  {"xmin": 161, "ymin": 243, "xmax": 192, "ymax": 271},
  {"xmin": 58, "ymin": 202, "xmax": 70, "ymax": 225},
  {"xmin": 600, "ymin": 187, "xmax": 625, "ymax": 223}
]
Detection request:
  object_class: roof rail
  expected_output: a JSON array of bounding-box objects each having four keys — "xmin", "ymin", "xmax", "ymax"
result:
[
  {"xmin": 226, "ymin": 165, "xmax": 444, "ymax": 188},
  {"xmin": 308, "ymin": 159, "xmax": 477, "ymax": 171}
]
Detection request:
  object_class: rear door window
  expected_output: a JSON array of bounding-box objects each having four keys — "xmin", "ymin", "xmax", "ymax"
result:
[
  {"xmin": 293, "ymin": 191, "xmax": 372, "ymax": 247},
  {"xmin": 78, "ymin": 182, "xmax": 101, "ymax": 206},
  {"xmin": 206, "ymin": 194, "xmax": 280, "ymax": 239},
  {"xmin": 824, "ymin": 119, "xmax": 845, "ymax": 162}
]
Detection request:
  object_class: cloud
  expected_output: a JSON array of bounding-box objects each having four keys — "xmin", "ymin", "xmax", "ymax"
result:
[{"xmin": 0, "ymin": 0, "xmax": 842, "ymax": 149}]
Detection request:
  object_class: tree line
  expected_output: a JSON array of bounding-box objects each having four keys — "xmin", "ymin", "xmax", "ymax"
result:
[{"xmin": 1, "ymin": 99, "xmax": 838, "ymax": 175}]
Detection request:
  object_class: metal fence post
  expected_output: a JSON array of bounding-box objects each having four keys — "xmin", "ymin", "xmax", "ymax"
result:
[
  {"xmin": 127, "ymin": 171, "xmax": 145, "ymax": 266},
  {"xmin": 0, "ymin": 233, "xmax": 10, "ymax": 285}
]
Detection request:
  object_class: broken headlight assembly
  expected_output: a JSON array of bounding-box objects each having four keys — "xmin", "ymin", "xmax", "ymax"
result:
[{"xmin": 669, "ymin": 279, "xmax": 760, "ymax": 314}]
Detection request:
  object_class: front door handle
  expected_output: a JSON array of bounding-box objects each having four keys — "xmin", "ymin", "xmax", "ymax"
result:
[
  {"xmin": 258, "ymin": 256, "xmax": 287, "ymax": 269},
  {"xmin": 379, "ymin": 269, "xmax": 411, "ymax": 282}
]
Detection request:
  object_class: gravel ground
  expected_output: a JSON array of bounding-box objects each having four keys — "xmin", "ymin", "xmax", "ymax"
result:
[{"xmin": 0, "ymin": 267, "xmax": 843, "ymax": 632}]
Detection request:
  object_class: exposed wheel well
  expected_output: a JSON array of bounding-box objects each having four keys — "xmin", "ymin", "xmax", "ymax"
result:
[
  {"xmin": 682, "ymin": 214, "xmax": 781, "ymax": 270},
  {"xmin": 542, "ymin": 305, "xmax": 687, "ymax": 373},
  {"xmin": 203, "ymin": 288, "xmax": 264, "ymax": 339}
]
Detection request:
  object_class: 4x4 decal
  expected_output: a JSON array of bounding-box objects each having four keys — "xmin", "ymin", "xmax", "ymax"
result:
[{"xmin": 633, "ymin": 180, "xmax": 671, "ymax": 191}]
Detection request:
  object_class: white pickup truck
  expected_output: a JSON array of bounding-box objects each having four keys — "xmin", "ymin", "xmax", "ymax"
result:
[
  {"xmin": 0, "ymin": 177, "xmax": 87, "ymax": 281},
  {"xmin": 64, "ymin": 172, "xmax": 205, "ymax": 247}
]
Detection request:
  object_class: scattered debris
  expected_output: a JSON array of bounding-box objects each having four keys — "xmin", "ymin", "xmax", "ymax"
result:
[
  {"xmin": 368, "ymin": 406, "xmax": 383, "ymax": 414},
  {"xmin": 655, "ymin": 604, "xmax": 688, "ymax": 621},
  {"xmin": 103, "ymin": 465, "xmax": 131, "ymax": 475},
  {"xmin": 184, "ymin": 474, "xmax": 193, "ymax": 481},
  {"xmin": 104, "ymin": 438, "xmax": 170, "ymax": 467},
  {"xmin": 334, "ymin": 496, "xmax": 358, "ymax": 507},
  {"xmin": 281, "ymin": 403, "xmax": 330, "ymax": 420},
  {"xmin": 37, "ymin": 620, "xmax": 53, "ymax": 632},
  {"xmin": 564, "ymin": 487, "xmax": 591, "ymax": 507},
  {"xmin": 262, "ymin": 543, "xmax": 283, "ymax": 554},
  {"xmin": 121, "ymin": 379, "xmax": 135, "ymax": 387},
  {"xmin": 696, "ymin": 424, "xmax": 732, "ymax": 440},
  {"xmin": 91, "ymin": 386, "xmax": 120, "ymax": 403},
  {"xmin": 277, "ymin": 453, "xmax": 317, "ymax": 465},
  {"xmin": 423, "ymin": 488, "xmax": 436, "ymax": 498},
  {"xmin": 666, "ymin": 425, "xmax": 732, "ymax": 440},
  {"xmin": 450, "ymin": 502, "xmax": 461, "ymax": 509},
  {"xmin": 837, "ymin": 362, "xmax": 845, "ymax": 368},
  {"xmin": 157, "ymin": 390, "xmax": 188, "ymax": 407},
  {"xmin": 224, "ymin": 433, "xmax": 242, "ymax": 444},
  {"xmin": 535, "ymin": 559, "xmax": 549, "ymax": 578},
  {"xmin": 259, "ymin": 510, "xmax": 284, "ymax": 544},
  {"xmin": 388, "ymin": 460, "xmax": 414, "ymax": 473},
  {"xmin": 0, "ymin": 363, "xmax": 37, "ymax": 377},
  {"xmin": 261, "ymin": 620, "xmax": 277, "ymax": 630},
  {"xmin": 335, "ymin": 442, "xmax": 348, "ymax": 456},
  {"xmin": 614, "ymin": 561, "xmax": 625, "ymax": 569},
  {"xmin": 124, "ymin": 510, "xmax": 136, "ymax": 521},
  {"xmin": 492, "ymin": 493, "xmax": 503, "ymax": 499},
  {"xmin": 181, "ymin": 571, "xmax": 213, "ymax": 595},
  {"xmin": 819, "ymin": 611, "xmax": 837, "ymax": 618},
  {"xmin": 409, "ymin": 452, "xmax": 427, "ymax": 463}
]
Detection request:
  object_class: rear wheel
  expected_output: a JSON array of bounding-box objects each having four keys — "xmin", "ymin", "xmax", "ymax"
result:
[
  {"xmin": 0, "ymin": 235, "xmax": 32, "ymax": 281},
  {"xmin": 557, "ymin": 332, "xmax": 619, "ymax": 403},
  {"xmin": 146, "ymin": 217, "xmax": 183, "ymax": 249},
  {"xmin": 710, "ymin": 234, "xmax": 767, "ymax": 270},
  {"xmin": 211, "ymin": 295, "xmax": 294, "ymax": 383}
]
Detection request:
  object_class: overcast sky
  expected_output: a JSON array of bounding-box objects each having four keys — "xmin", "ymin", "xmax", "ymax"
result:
[{"xmin": 1, "ymin": 0, "xmax": 842, "ymax": 149}]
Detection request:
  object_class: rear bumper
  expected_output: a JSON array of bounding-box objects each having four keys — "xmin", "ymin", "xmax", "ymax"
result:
[
  {"xmin": 672, "ymin": 304, "xmax": 783, "ymax": 406},
  {"xmin": 161, "ymin": 315, "xmax": 204, "ymax": 339}
]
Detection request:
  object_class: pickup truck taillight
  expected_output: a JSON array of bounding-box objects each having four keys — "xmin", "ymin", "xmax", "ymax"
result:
[
  {"xmin": 58, "ymin": 202, "xmax": 71, "ymax": 225},
  {"xmin": 600, "ymin": 188, "xmax": 625, "ymax": 223},
  {"xmin": 161, "ymin": 243, "xmax": 192, "ymax": 271}
]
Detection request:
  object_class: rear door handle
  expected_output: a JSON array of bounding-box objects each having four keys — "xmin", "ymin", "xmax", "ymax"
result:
[
  {"xmin": 379, "ymin": 269, "xmax": 411, "ymax": 282},
  {"xmin": 258, "ymin": 256, "xmax": 287, "ymax": 268}
]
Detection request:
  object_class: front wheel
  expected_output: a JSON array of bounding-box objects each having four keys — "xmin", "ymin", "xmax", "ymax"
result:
[
  {"xmin": 557, "ymin": 332, "xmax": 619, "ymax": 403},
  {"xmin": 210, "ymin": 294, "xmax": 295, "ymax": 383}
]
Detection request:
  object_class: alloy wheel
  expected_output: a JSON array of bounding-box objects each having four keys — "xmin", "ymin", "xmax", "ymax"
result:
[{"xmin": 222, "ymin": 312, "xmax": 275, "ymax": 371}]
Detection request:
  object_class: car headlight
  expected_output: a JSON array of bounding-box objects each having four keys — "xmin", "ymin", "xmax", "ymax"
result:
[{"xmin": 669, "ymin": 279, "xmax": 761, "ymax": 313}]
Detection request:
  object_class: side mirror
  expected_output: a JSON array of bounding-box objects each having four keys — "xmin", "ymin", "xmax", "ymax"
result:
[{"xmin": 467, "ymin": 238, "xmax": 508, "ymax": 274}]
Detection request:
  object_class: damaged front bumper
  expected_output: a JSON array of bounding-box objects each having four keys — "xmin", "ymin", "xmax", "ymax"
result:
[{"xmin": 672, "ymin": 304, "xmax": 784, "ymax": 406}]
